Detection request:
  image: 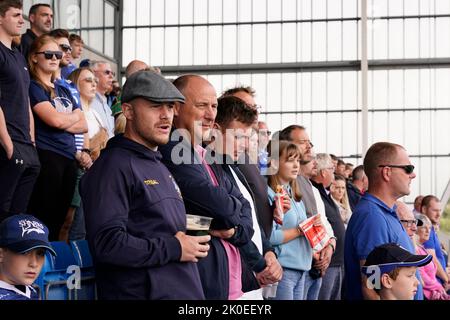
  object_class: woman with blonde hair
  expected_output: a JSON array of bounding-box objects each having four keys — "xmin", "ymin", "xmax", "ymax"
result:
[
  {"xmin": 330, "ymin": 174, "xmax": 352, "ymax": 228},
  {"xmin": 27, "ymin": 34, "xmax": 87, "ymax": 240}
]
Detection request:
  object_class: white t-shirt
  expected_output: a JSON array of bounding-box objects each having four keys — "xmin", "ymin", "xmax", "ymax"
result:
[{"xmin": 84, "ymin": 109, "xmax": 105, "ymax": 139}]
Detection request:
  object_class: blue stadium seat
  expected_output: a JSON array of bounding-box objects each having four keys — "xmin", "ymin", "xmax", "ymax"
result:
[{"xmin": 70, "ymin": 240, "xmax": 96, "ymax": 300}]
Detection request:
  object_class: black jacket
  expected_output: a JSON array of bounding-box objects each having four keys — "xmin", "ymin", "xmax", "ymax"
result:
[{"xmin": 19, "ymin": 29, "xmax": 37, "ymax": 60}]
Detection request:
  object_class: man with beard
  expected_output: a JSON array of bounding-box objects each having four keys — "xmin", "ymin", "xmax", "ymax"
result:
[{"xmin": 80, "ymin": 71, "xmax": 210, "ymax": 300}]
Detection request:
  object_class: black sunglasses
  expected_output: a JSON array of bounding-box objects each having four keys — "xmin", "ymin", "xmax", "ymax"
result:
[
  {"xmin": 378, "ymin": 164, "xmax": 415, "ymax": 174},
  {"xmin": 59, "ymin": 44, "xmax": 72, "ymax": 52},
  {"xmin": 36, "ymin": 51, "xmax": 63, "ymax": 60}
]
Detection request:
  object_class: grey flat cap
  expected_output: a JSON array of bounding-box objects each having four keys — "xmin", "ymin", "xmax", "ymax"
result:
[{"xmin": 121, "ymin": 70, "xmax": 185, "ymax": 104}]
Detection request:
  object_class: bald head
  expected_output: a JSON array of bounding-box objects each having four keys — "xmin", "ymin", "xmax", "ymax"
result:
[{"xmin": 125, "ymin": 60, "xmax": 149, "ymax": 79}]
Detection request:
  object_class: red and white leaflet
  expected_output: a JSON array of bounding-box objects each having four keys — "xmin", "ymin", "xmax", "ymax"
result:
[{"xmin": 298, "ymin": 214, "xmax": 331, "ymax": 256}]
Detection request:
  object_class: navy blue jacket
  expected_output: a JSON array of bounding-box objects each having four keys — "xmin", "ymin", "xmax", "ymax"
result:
[
  {"xmin": 347, "ymin": 181, "xmax": 363, "ymax": 212},
  {"xmin": 159, "ymin": 135, "xmax": 254, "ymax": 299},
  {"xmin": 79, "ymin": 135, "xmax": 204, "ymax": 300}
]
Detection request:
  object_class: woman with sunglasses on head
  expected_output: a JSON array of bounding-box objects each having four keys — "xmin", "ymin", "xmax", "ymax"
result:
[{"xmin": 27, "ymin": 34, "xmax": 88, "ymax": 241}]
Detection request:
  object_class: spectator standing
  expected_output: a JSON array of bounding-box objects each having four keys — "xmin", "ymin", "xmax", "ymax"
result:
[
  {"xmin": 60, "ymin": 33, "xmax": 84, "ymax": 79},
  {"xmin": 19, "ymin": 3, "xmax": 52, "ymax": 59},
  {"xmin": 330, "ymin": 175, "xmax": 353, "ymax": 228}
]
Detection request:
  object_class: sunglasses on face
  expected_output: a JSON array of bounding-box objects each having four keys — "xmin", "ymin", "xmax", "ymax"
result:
[
  {"xmin": 103, "ymin": 70, "xmax": 116, "ymax": 77},
  {"xmin": 400, "ymin": 219, "xmax": 418, "ymax": 227},
  {"xmin": 378, "ymin": 164, "xmax": 415, "ymax": 174},
  {"xmin": 59, "ymin": 44, "xmax": 72, "ymax": 52},
  {"xmin": 36, "ymin": 51, "xmax": 63, "ymax": 60}
]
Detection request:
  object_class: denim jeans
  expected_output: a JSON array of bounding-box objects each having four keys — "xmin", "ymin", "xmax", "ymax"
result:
[
  {"xmin": 304, "ymin": 271, "xmax": 322, "ymax": 300},
  {"xmin": 318, "ymin": 265, "xmax": 344, "ymax": 300},
  {"xmin": 272, "ymin": 268, "xmax": 307, "ymax": 300}
]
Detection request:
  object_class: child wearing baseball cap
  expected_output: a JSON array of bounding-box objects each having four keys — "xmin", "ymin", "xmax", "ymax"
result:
[
  {"xmin": 361, "ymin": 243, "xmax": 432, "ymax": 300},
  {"xmin": 0, "ymin": 214, "xmax": 56, "ymax": 300}
]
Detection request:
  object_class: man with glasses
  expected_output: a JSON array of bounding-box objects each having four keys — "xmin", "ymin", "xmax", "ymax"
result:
[
  {"xmin": 90, "ymin": 60, "xmax": 115, "ymax": 138},
  {"xmin": 61, "ymin": 33, "xmax": 84, "ymax": 79},
  {"xmin": 0, "ymin": 0, "xmax": 41, "ymax": 222},
  {"xmin": 396, "ymin": 201, "xmax": 421, "ymax": 240},
  {"xmin": 344, "ymin": 142, "xmax": 423, "ymax": 300},
  {"xmin": 19, "ymin": 3, "xmax": 53, "ymax": 59}
]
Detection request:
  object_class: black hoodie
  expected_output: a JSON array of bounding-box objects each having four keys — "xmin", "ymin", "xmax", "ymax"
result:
[{"xmin": 80, "ymin": 134, "xmax": 204, "ymax": 300}]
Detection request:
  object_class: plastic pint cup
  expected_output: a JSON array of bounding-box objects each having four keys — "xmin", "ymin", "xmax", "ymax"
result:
[{"xmin": 186, "ymin": 214, "xmax": 213, "ymax": 236}]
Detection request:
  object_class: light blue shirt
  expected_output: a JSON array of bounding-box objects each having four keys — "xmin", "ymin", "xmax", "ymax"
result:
[{"xmin": 91, "ymin": 92, "xmax": 115, "ymax": 139}]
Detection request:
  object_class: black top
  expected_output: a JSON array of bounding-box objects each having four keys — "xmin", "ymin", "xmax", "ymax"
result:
[
  {"xmin": 347, "ymin": 181, "xmax": 363, "ymax": 212},
  {"xmin": 0, "ymin": 40, "xmax": 31, "ymax": 144},
  {"xmin": 311, "ymin": 180, "xmax": 346, "ymax": 267},
  {"xmin": 19, "ymin": 29, "xmax": 37, "ymax": 60}
]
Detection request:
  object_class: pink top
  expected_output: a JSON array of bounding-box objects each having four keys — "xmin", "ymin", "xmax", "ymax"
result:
[
  {"xmin": 194, "ymin": 145, "xmax": 243, "ymax": 300},
  {"xmin": 416, "ymin": 245, "xmax": 446, "ymax": 299}
]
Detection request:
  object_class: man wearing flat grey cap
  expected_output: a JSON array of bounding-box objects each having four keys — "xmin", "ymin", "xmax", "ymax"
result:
[{"xmin": 80, "ymin": 71, "xmax": 210, "ymax": 300}]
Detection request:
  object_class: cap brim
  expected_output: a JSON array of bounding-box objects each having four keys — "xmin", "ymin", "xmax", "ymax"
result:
[
  {"xmin": 142, "ymin": 96, "xmax": 185, "ymax": 104},
  {"xmin": 7, "ymin": 240, "xmax": 56, "ymax": 256},
  {"xmin": 361, "ymin": 254, "xmax": 432, "ymax": 276}
]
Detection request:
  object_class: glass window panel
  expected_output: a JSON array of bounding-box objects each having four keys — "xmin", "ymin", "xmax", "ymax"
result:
[
  {"xmin": 342, "ymin": 21, "xmax": 357, "ymax": 60},
  {"xmin": 23, "ymin": 0, "xmax": 33, "ymax": 17},
  {"xmin": 326, "ymin": 112, "xmax": 343, "ymax": 155},
  {"xmin": 88, "ymin": 0, "xmax": 103, "ymax": 27},
  {"xmin": 238, "ymin": 24, "xmax": 252, "ymax": 64},
  {"xmin": 435, "ymin": 69, "xmax": 450, "ymax": 108},
  {"xmin": 419, "ymin": 18, "xmax": 432, "ymax": 58},
  {"xmin": 281, "ymin": 113, "xmax": 296, "ymax": 129},
  {"xmin": 327, "ymin": 72, "xmax": 342, "ymax": 110},
  {"xmin": 312, "ymin": 22, "xmax": 327, "ymax": 61},
  {"xmin": 179, "ymin": 27, "xmax": 193, "ymax": 65},
  {"xmin": 312, "ymin": 0, "xmax": 327, "ymax": 20},
  {"xmin": 266, "ymin": 114, "xmax": 282, "ymax": 134},
  {"xmin": 419, "ymin": 69, "xmax": 431, "ymax": 108},
  {"xmin": 87, "ymin": 30, "xmax": 103, "ymax": 52},
  {"xmin": 404, "ymin": 111, "xmax": 420, "ymax": 155},
  {"xmin": 369, "ymin": 0, "xmax": 387, "ymax": 17},
  {"xmin": 207, "ymin": 75, "xmax": 222, "ymax": 94},
  {"xmin": 164, "ymin": 27, "xmax": 178, "ymax": 65},
  {"xmin": 298, "ymin": 0, "xmax": 311, "ymax": 20},
  {"xmin": 267, "ymin": 0, "xmax": 281, "ymax": 21},
  {"xmin": 81, "ymin": 0, "xmax": 88, "ymax": 27},
  {"xmin": 327, "ymin": 0, "xmax": 342, "ymax": 19},
  {"xmin": 223, "ymin": 0, "xmax": 237, "ymax": 23},
  {"xmin": 222, "ymin": 74, "xmax": 238, "ymax": 90},
  {"xmin": 282, "ymin": 0, "xmax": 297, "ymax": 20},
  {"xmin": 388, "ymin": 70, "xmax": 404, "ymax": 108},
  {"xmin": 310, "ymin": 113, "xmax": 327, "ymax": 152},
  {"xmin": 369, "ymin": 111, "xmax": 389, "ymax": 143},
  {"xmin": 236, "ymin": 74, "xmax": 252, "ymax": 88},
  {"xmin": 436, "ymin": 18, "xmax": 450, "ymax": 57},
  {"xmin": 371, "ymin": 19, "xmax": 387, "ymax": 59},
  {"xmin": 253, "ymin": 0, "xmax": 267, "ymax": 21},
  {"xmin": 57, "ymin": 0, "xmax": 80, "ymax": 30},
  {"xmin": 105, "ymin": 2, "xmax": 115, "ymax": 27},
  {"xmin": 193, "ymin": 26, "xmax": 207, "ymax": 65},
  {"xmin": 134, "ymin": 28, "xmax": 150, "ymax": 65},
  {"xmin": 434, "ymin": 111, "xmax": 450, "ymax": 154},
  {"xmin": 343, "ymin": 0, "xmax": 358, "ymax": 18},
  {"xmin": 194, "ymin": 0, "xmax": 208, "ymax": 24},
  {"xmin": 150, "ymin": 0, "xmax": 164, "ymax": 25},
  {"xmin": 388, "ymin": 19, "xmax": 404, "ymax": 59},
  {"xmin": 418, "ymin": 157, "xmax": 433, "ymax": 195},
  {"xmin": 252, "ymin": 24, "xmax": 267, "ymax": 63},
  {"xmin": 435, "ymin": 0, "xmax": 450, "ymax": 14},
  {"xmin": 436, "ymin": 158, "xmax": 450, "ymax": 200},
  {"xmin": 342, "ymin": 112, "xmax": 358, "ymax": 156},
  {"xmin": 419, "ymin": 111, "xmax": 432, "ymax": 155},
  {"xmin": 251, "ymin": 74, "xmax": 267, "ymax": 109},
  {"xmin": 342, "ymin": 71, "xmax": 357, "ymax": 109},
  {"xmin": 123, "ymin": 0, "xmax": 136, "ymax": 26},
  {"xmin": 150, "ymin": 28, "xmax": 165, "ymax": 66},
  {"xmin": 208, "ymin": 26, "xmax": 222, "ymax": 65},
  {"xmin": 404, "ymin": 70, "xmax": 419, "ymax": 108},
  {"xmin": 266, "ymin": 74, "xmax": 282, "ymax": 113},
  {"xmin": 297, "ymin": 113, "xmax": 312, "ymax": 135},
  {"xmin": 282, "ymin": 23, "xmax": 297, "ymax": 62},
  {"xmin": 238, "ymin": 0, "xmax": 251, "ymax": 22},
  {"xmin": 387, "ymin": 0, "xmax": 403, "ymax": 16},
  {"xmin": 387, "ymin": 111, "xmax": 405, "ymax": 145},
  {"xmin": 179, "ymin": 0, "xmax": 193, "ymax": 24},
  {"xmin": 404, "ymin": 0, "xmax": 419, "ymax": 15},
  {"xmin": 281, "ymin": 73, "xmax": 296, "ymax": 112},
  {"xmin": 419, "ymin": 0, "xmax": 431, "ymax": 15},
  {"xmin": 104, "ymin": 29, "xmax": 114, "ymax": 58},
  {"xmin": 298, "ymin": 22, "xmax": 312, "ymax": 61},
  {"xmin": 327, "ymin": 21, "xmax": 342, "ymax": 61},
  {"xmin": 267, "ymin": 24, "xmax": 281, "ymax": 63},
  {"xmin": 165, "ymin": 0, "xmax": 179, "ymax": 24},
  {"xmin": 370, "ymin": 70, "xmax": 389, "ymax": 110},
  {"xmin": 122, "ymin": 29, "xmax": 136, "ymax": 67},
  {"xmin": 223, "ymin": 25, "xmax": 237, "ymax": 64},
  {"xmin": 299, "ymin": 72, "xmax": 312, "ymax": 111},
  {"xmin": 209, "ymin": 0, "xmax": 222, "ymax": 23},
  {"xmin": 404, "ymin": 19, "xmax": 419, "ymax": 58},
  {"xmin": 312, "ymin": 72, "xmax": 327, "ymax": 110}
]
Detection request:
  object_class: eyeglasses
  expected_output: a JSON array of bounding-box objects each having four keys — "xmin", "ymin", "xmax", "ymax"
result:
[
  {"xmin": 400, "ymin": 219, "xmax": 418, "ymax": 227},
  {"xmin": 36, "ymin": 51, "xmax": 63, "ymax": 60},
  {"xmin": 378, "ymin": 164, "xmax": 415, "ymax": 174},
  {"xmin": 82, "ymin": 77, "xmax": 99, "ymax": 84},
  {"xmin": 103, "ymin": 70, "xmax": 116, "ymax": 77},
  {"xmin": 259, "ymin": 130, "xmax": 272, "ymax": 136},
  {"xmin": 59, "ymin": 44, "xmax": 72, "ymax": 52}
]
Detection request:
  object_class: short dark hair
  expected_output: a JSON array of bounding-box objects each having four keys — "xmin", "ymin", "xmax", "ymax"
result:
[
  {"xmin": 221, "ymin": 85, "xmax": 255, "ymax": 98},
  {"xmin": 279, "ymin": 125, "xmax": 306, "ymax": 141},
  {"xmin": 29, "ymin": 3, "xmax": 50, "ymax": 16},
  {"xmin": 49, "ymin": 28, "xmax": 69, "ymax": 39},
  {"xmin": 421, "ymin": 195, "xmax": 440, "ymax": 210},
  {"xmin": 337, "ymin": 159, "xmax": 345, "ymax": 167},
  {"xmin": 346, "ymin": 163, "xmax": 354, "ymax": 170},
  {"xmin": 216, "ymin": 96, "xmax": 257, "ymax": 129},
  {"xmin": 0, "ymin": 0, "xmax": 22, "ymax": 17},
  {"xmin": 352, "ymin": 165, "xmax": 365, "ymax": 181},
  {"xmin": 363, "ymin": 142, "xmax": 403, "ymax": 182},
  {"xmin": 69, "ymin": 33, "xmax": 84, "ymax": 45},
  {"xmin": 330, "ymin": 154, "xmax": 339, "ymax": 161}
]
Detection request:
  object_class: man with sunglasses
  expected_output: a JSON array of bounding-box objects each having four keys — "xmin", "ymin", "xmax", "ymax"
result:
[
  {"xmin": 344, "ymin": 142, "xmax": 423, "ymax": 300},
  {"xmin": 0, "ymin": 0, "xmax": 41, "ymax": 222}
]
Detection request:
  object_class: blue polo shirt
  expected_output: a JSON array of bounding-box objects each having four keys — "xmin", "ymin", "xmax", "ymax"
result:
[
  {"xmin": 424, "ymin": 226, "xmax": 448, "ymax": 277},
  {"xmin": 344, "ymin": 193, "xmax": 423, "ymax": 300}
]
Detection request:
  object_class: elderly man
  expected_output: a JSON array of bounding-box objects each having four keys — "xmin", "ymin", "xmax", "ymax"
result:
[
  {"xmin": 344, "ymin": 142, "xmax": 422, "ymax": 300},
  {"xmin": 396, "ymin": 201, "xmax": 421, "ymax": 240},
  {"xmin": 19, "ymin": 3, "xmax": 53, "ymax": 58},
  {"xmin": 80, "ymin": 71, "xmax": 209, "ymax": 300}
]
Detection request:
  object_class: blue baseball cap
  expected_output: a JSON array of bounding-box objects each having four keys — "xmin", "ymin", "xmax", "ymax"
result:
[
  {"xmin": 361, "ymin": 243, "xmax": 431, "ymax": 276},
  {"xmin": 0, "ymin": 215, "xmax": 56, "ymax": 256}
]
